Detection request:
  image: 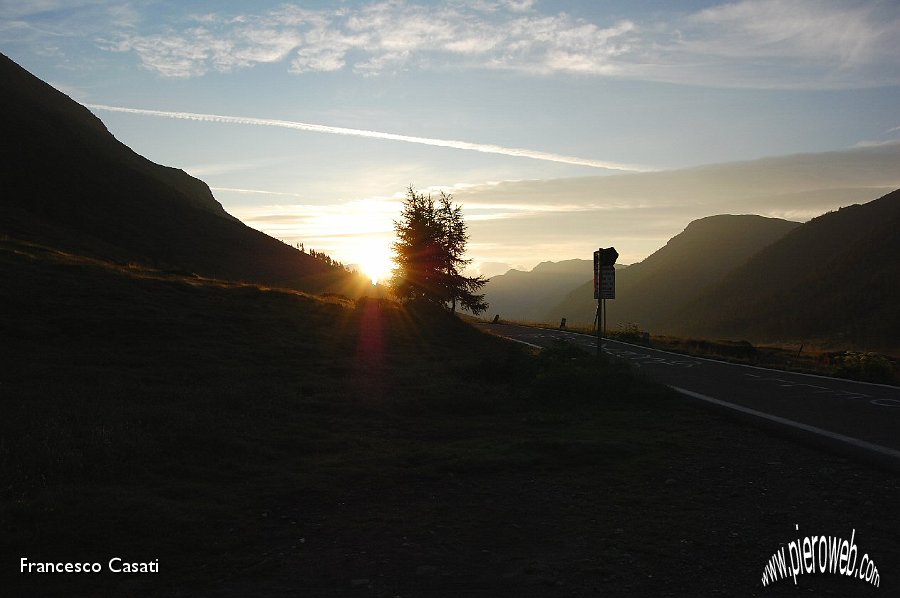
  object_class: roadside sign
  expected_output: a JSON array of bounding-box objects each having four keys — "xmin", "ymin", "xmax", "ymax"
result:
[
  {"xmin": 593, "ymin": 246, "xmax": 617, "ymax": 355},
  {"xmin": 599, "ymin": 265, "xmax": 615, "ymax": 299},
  {"xmin": 593, "ymin": 247, "xmax": 617, "ymax": 299}
]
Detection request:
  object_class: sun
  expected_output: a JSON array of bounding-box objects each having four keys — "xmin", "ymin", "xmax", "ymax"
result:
[{"xmin": 356, "ymin": 240, "xmax": 394, "ymax": 285}]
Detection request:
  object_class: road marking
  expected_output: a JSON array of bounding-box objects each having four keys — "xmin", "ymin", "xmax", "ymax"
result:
[
  {"xmin": 482, "ymin": 325, "xmax": 899, "ymax": 409},
  {"xmin": 528, "ymin": 326, "xmax": 900, "ymax": 390},
  {"xmin": 741, "ymin": 373, "xmax": 871, "ymax": 401},
  {"xmin": 481, "ymin": 324, "xmax": 900, "ymax": 462},
  {"xmin": 871, "ymin": 399, "xmax": 900, "ymax": 407},
  {"xmin": 605, "ymin": 347, "xmax": 697, "ymax": 368},
  {"xmin": 513, "ymin": 327, "xmax": 898, "ymax": 404},
  {"xmin": 671, "ymin": 387, "xmax": 900, "ymax": 465},
  {"xmin": 501, "ymin": 336, "xmax": 542, "ymax": 350}
]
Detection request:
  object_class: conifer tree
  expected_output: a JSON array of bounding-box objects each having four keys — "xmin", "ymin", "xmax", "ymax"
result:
[
  {"xmin": 436, "ymin": 191, "xmax": 487, "ymax": 314},
  {"xmin": 390, "ymin": 186, "xmax": 488, "ymax": 315}
]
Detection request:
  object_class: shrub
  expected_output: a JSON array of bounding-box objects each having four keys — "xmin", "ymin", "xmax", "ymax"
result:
[
  {"xmin": 608, "ymin": 322, "xmax": 650, "ymax": 344},
  {"xmin": 829, "ymin": 351, "xmax": 896, "ymax": 384}
]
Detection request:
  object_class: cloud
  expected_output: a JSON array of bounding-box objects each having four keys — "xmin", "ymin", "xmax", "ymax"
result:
[
  {"xmin": 0, "ymin": 0, "xmax": 139, "ymax": 52},
  {"xmin": 474, "ymin": 261, "xmax": 513, "ymax": 278},
  {"xmin": 93, "ymin": 2, "xmax": 638, "ymax": 78},
  {"xmin": 663, "ymin": 0, "xmax": 900, "ymax": 87},
  {"xmin": 690, "ymin": 0, "xmax": 881, "ymax": 68},
  {"xmin": 84, "ymin": 103, "xmax": 655, "ymax": 172},
  {"xmin": 99, "ymin": 25, "xmax": 304, "ymax": 77},
  {"xmin": 0, "ymin": 0, "xmax": 107, "ymax": 19},
  {"xmin": 210, "ymin": 187, "xmax": 306, "ymax": 198},
  {"xmin": 229, "ymin": 198, "xmax": 402, "ymax": 255},
  {"xmin": 184, "ymin": 155, "xmax": 301, "ymax": 177},
  {"xmin": 87, "ymin": 0, "xmax": 900, "ymax": 88},
  {"xmin": 450, "ymin": 141, "xmax": 900, "ymax": 265},
  {"xmin": 217, "ymin": 142, "xmax": 900, "ymax": 269},
  {"xmin": 851, "ymin": 139, "xmax": 900, "ymax": 149},
  {"xmin": 96, "ymin": 6, "xmax": 319, "ymax": 77}
]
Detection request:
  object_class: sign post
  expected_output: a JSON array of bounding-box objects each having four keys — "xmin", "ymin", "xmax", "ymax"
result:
[{"xmin": 593, "ymin": 247, "xmax": 618, "ymax": 356}]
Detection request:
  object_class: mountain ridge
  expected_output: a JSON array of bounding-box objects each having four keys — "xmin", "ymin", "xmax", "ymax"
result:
[
  {"xmin": 0, "ymin": 53, "xmax": 364, "ymax": 294},
  {"xmin": 672, "ymin": 189, "xmax": 900, "ymax": 349},
  {"xmin": 545, "ymin": 214, "xmax": 801, "ymax": 329},
  {"xmin": 483, "ymin": 258, "xmax": 593, "ymax": 321}
]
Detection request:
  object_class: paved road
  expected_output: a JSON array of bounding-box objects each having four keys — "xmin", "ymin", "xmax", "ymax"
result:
[{"xmin": 476, "ymin": 323, "xmax": 900, "ymax": 461}]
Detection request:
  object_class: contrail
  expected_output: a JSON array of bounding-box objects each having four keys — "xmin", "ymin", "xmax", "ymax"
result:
[
  {"xmin": 209, "ymin": 186, "xmax": 304, "ymax": 197},
  {"xmin": 85, "ymin": 103, "xmax": 655, "ymax": 173}
]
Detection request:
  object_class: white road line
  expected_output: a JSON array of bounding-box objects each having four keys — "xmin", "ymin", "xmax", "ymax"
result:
[
  {"xmin": 672, "ymin": 387, "xmax": 900, "ymax": 464},
  {"xmin": 872, "ymin": 399, "xmax": 900, "ymax": 407},
  {"xmin": 534, "ymin": 327, "xmax": 900, "ymax": 390},
  {"xmin": 503, "ymin": 337, "xmax": 543, "ymax": 350},
  {"xmin": 484, "ymin": 324, "xmax": 900, "ymax": 463}
]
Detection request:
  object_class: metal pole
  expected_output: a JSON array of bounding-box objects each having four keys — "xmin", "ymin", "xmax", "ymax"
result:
[
  {"xmin": 603, "ymin": 298, "xmax": 607, "ymax": 337},
  {"xmin": 596, "ymin": 300, "xmax": 602, "ymax": 357}
]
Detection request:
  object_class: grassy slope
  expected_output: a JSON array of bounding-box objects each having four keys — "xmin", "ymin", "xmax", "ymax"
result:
[{"xmin": 2, "ymin": 238, "xmax": 899, "ymax": 597}]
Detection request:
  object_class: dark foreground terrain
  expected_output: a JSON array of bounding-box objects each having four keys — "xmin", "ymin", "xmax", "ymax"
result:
[{"xmin": 2, "ymin": 237, "xmax": 899, "ymax": 597}]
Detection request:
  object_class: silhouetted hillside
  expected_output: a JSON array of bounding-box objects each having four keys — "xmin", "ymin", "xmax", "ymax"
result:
[
  {"xmin": 548, "ymin": 215, "xmax": 800, "ymax": 329},
  {"xmin": 0, "ymin": 53, "xmax": 363, "ymax": 294},
  {"xmin": 673, "ymin": 189, "xmax": 900, "ymax": 350},
  {"xmin": 483, "ymin": 259, "xmax": 592, "ymax": 321}
]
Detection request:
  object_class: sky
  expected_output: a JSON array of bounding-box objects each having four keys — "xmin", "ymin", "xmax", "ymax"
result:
[{"xmin": 2, "ymin": 0, "xmax": 899, "ymax": 279}]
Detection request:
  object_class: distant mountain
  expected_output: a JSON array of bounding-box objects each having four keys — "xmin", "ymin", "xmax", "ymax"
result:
[
  {"xmin": 0, "ymin": 53, "xmax": 363, "ymax": 294},
  {"xmin": 547, "ymin": 215, "xmax": 801, "ymax": 329},
  {"xmin": 672, "ymin": 189, "xmax": 900, "ymax": 350},
  {"xmin": 458, "ymin": 143, "xmax": 900, "ymax": 276},
  {"xmin": 483, "ymin": 259, "xmax": 592, "ymax": 321}
]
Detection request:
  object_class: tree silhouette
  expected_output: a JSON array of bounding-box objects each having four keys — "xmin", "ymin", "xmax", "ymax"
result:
[
  {"xmin": 390, "ymin": 186, "xmax": 488, "ymax": 314},
  {"xmin": 436, "ymin": 191, "xmax": 488, "ymax": 314}
]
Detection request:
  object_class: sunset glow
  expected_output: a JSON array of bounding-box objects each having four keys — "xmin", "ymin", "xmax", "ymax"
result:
[
  {"xmin": 5, "ymin": 0, "xmax": 899, "ymax": 271},
  {"xmin": 353, "ymin": 239, "xmax": 394, "ymax": 285}
]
